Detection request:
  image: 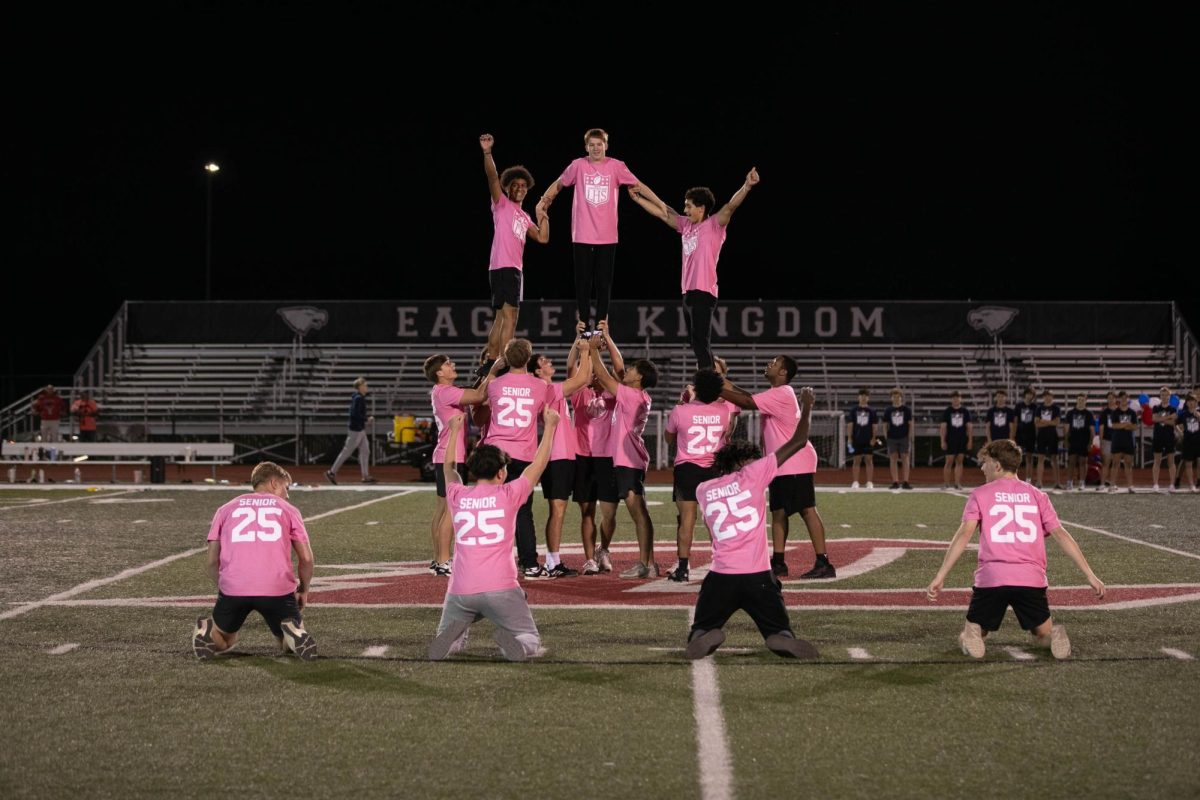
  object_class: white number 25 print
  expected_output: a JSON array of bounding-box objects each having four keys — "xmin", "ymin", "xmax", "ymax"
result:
[
  {"xmin": 988, "ymin": 504, "xmax": 1040, "ymax": 544},
  {"xmin": 704, "ymin": 490, "xmax": 761, "ymax": 542}
]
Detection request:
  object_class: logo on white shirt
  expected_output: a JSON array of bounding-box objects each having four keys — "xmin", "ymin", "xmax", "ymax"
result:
[{"xmin": 584, "ymin": 173, "xmax": 611, "ymax": 206}]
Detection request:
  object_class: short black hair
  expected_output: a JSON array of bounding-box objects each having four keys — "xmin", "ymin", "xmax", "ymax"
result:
[
  {"xmin": 693, "ymin": 369, "xmax": 724, "ymax": 403},
  {"xmin": 684, "ymin": 186, "xmax": 716, "ymax": 218},
  {"xmin": 778, "ymin": 355, "xmax": 798, "ymax": 383},
  {"xmin": 633, "ymin": 359, "xmax": 658, "ymax": 389},
  {"xmin": 466, "ymin": 444, "xmax": 510, "ymax": 480},
  {"xmin": 713, "ymin": 440, "xmax": 762, "ymax": 476}
]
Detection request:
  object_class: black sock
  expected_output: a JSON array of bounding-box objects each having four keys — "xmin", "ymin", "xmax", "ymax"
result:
[
  {"xmin": 771, "ymin": 551, "xmax": 786, "ymax": 563},
  {"xmin": 815, "ymin": 553, "xmax": 830, "ymax": 565},
  {"xmin": 678, "ymin": 557, "xmax": 689, "ymax": 571}
]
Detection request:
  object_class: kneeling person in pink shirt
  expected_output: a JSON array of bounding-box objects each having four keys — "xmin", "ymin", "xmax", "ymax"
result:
[
  {"xmin": 686, "ymin": 388, "xmax": 821, "ymax": 661},
  {"xmin": 926, "ymin": 439, "xmax": 1106, "ymax": 659},
  {"xmin": 429, "ymin": 407, "xmax": 559, "ymax": 662},
  {"xmin": 192, "ymin": 462, "xmax": 316, "ymax": 661}
]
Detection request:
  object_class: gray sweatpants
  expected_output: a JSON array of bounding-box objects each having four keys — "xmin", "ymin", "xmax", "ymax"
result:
[
  {"xmin": 436, "ymin": 588, "xmax": 541, "ymax": 657},
  {"xmin": 331, "ymin": 429, "xmax": 369, "ymax": 477}
]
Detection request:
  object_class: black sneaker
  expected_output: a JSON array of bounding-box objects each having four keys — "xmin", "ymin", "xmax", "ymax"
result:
[
  {"xmin": 192, "ymin": 617, "xmax": 218, "ymax": 660},
  {"xmin": 771, "ymin": 559, "xmax": 789, "ymax": 577},
  {"xmin": 765, "ymin": 632, "xmax": 820, "ymax": 660},
  {"xmin": 522, "ymin": 565, "xmax": 549, "ymax": 580},
  {"xmin": 902, "ymin": 482, "xmax": 914, "ymax": 490},
  {"xmin": 428, "ymin": 560, "xmax": 438, "ymax": 573},
  {"xmin": 324, "ymin": 470, "xmax": 338, "ymax": 485},
  {"xmin": 799, "ymin": 561, "xmax": 836, "ymax": 580},
  {"xmin": 685, "ymin": 629, "xmax": 726, "ymax": 660},
  {"xmin": 474, "ymin": 359, "xmax": 496, "ymax": 380},
  {"xmin": 280, "ymin": 619, "xmax": 318, "ymax": 661},
  {"xmin": 666, "ymin": 564, "xmax": 690, "ymax": 582},
  {"xmin": 362, "ymin": 475, "xmax": 378, "ymax": 484},
  {"xmin": 546, "ymin": 563, "xmax": 578, "ymax": 578},
  {"xmin": 890, "ymin": 481, "xmax": 900, "ymax": 490},
  {"xmin": 432, "ymin": 561, "xmax": 452, "ymax": 577}
]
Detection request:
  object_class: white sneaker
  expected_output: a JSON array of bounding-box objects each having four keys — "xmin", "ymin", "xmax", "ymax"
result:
[
  {"xmin": 850, "ymin": 481, "xmax": 860, "ymax": 490},
  {"xmin": 1153, "ymin": 484, "xmax": 1160, "ymax": 492},
  {"xmin": 581, "ymin": 559, "xmax": 600, "ymax": 575},
  {"xmin": 1066, "ymin": 482, "xmax": 1074, "ymax": 490},
  {"xmin": 865, "ymin": 481, "xmax": 874, "ymax": 489},
  {"xmin": 619, "ymin": 562, "xmax": 651, "ymax": 579},
  {"xmin": 596, "ymin": 548, "xmax": 613, "ymax": 573},
  {"xmin": 1049, "ymin": 624, "xmax": 1072, "ymax": 659},
  {"xmin": 959, "ymin": 622, "xmax": 985, "ymax": 659}
]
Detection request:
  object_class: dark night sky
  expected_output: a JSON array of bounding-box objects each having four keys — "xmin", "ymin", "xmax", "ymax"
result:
[{"xmin": 8, "ymin": 6, "xmax": 1196, "ymax": 399}]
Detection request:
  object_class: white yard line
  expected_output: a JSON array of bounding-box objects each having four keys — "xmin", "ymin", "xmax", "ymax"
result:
[
  {"xmin": 361, "ymin": 645, "xmax": 390, "ymax": 658},
  {"xmin": 1058, "ymin": 518, "xmax": 1200, "ymax": 562},
  {"xmin": 847, "ymin": 647, "xmax": 873, "ymax": 660},
  {"xmin": 0, "ymin": 489, "xmax": 137, "ymax": 511},
  {"xmin": 47, "ymin": 643, "xmax": 79, "ymax": 655},
  {"xmin": 1160, "ymin": 648, "xmax": 1195, "ymax": 661},
  {"xmin": 1004, "ymin": 646, "xmax": 1036, "ymax": 661},
  {"xmin": 689, "ymin": 608, "xmax": 734, "ymax": 800}
]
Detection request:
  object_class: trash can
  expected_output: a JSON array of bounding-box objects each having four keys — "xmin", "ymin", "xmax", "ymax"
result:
[{"xmin": 150, "ymin": 456, "xmax": 166, "ymax": 484}]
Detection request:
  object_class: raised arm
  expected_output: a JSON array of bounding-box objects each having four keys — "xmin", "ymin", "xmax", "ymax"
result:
[
  {"xmin": 925, "ymin": 519, "xmax": 980, "ymax": 600},
  {"xmin": 715, "ymin": 167, "xmax": 759, "ymax": 227},
  {"xmin": 596, "ymin": 320, "xmax": 625, "ymax": 377},
  {"xmin": 480, "ymin": 134, "xmax": 502, "ymax": 204},
  {"xmin": 566, "ymin": 322, "xmax": 587, "ymax": 379},
  {"xmin": 627, "ymin": 186, "xmax": 678, "ymax": 230},
  {"xmin": 520, "ymin": 407, "xmax": 560, "ymax": 486},
  {"xmin": 561, "ymin": 335, "xmax": 594, "ymax": 397},
  {"xmin": 1048, "ymin": 526, "xmax": 1105, "ymax": 597},
  {"xmin": 720, "ymin": 379, "xmax": 758, "ymax": 410},
  {"xmin": 459, "ymin": 356, "xmax": 505, "ymax": 405},
  {"xmin": 774, "ymin": 386, "xmax": 815, "ymax": 466},
  {"xmin": 630, "ymin": 180, "xmax": 666, "ymax": 213},
  {"xmin": 443, "ymin": 413, "xmax": 467, "ymax": 487},
  {"xmin": 589, "ymin": 335, "xmax": 622, "ymax": 395}
]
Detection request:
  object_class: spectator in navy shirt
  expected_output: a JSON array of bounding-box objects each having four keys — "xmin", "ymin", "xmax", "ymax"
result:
[
  {"xmin": 326, "ymin": 377, "xmax": 377, "ymax": 484},
  {"xmin": 940, "ymin": 392, "xmax": 972, "ymax": 490},
  {"xmin": 1150, "ymin": 386, "xmax": 1178, "ymax": 492},
  {"xmin": 1063, "ymin": 394, "xmax": 1094, "ymax": 491},
  {"xmin": 883, "ymin": 387, "xmax": 913, "ymax": 490},
  {"xmin": 1013, "ymin": 387, "xmax": 1039, "ymax": 480},
  {"xmin": 1176, "ymin": 394, "xmax": 1200, "ymax": 493},
  {"xmin": 1098, "ymin": 391, "xmax": 1119, "ymax": 489},
  {"xmin": 1108, "ymin": 391, "xmax": 1139, "ymax": 492},
  {"xmin": 845, "ymin": 388, "xmax": 877, "ymax": 489},
  {"xmin": 984, "ymin": 390, "xmax": 1015, "ymax": 444}
]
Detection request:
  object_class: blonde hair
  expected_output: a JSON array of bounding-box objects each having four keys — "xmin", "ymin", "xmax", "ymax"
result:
[{"xmin": 250, "ymin": 461, "xmax": 291, "ymax": 488}]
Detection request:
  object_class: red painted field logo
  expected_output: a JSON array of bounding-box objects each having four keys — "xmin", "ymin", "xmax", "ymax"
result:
[{"xmin": 303, "ymin": 538, "xmax": 1200, "ymax": 610}]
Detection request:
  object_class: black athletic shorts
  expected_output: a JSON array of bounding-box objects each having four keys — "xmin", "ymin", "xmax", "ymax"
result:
[
  {"xmin": 213, "ymin": 591, "xmax": 300, "ymax": 638},
  {"xmin": 489, "ymin": 267, "xmax": 523, "ymax": 309},
  {"xmin": 572, "ymin": 455, "xmax": 598, "ymax": 503},
  {"xmin": 1035, "ymin": 430, "xmax": 1059, "ymax": 456},
  {"xmin": 593, "ymin": 456, "xmax": 617, "ymax": 503},
  {"xmin": 850, "ymin": 435, "xmax": 873, "ymax": 455},
  {"xmin": 768, "ymin": 473, "xmax": 816, "ymax": 515},
  {"xmin": 1152, "ymin": 430, "xmax": 1177, "ymax": 454},
  {"xmin": 1016, "ymin": 427, "xmax": 1037, "ymax": 453},
  {"xmin": 690, "ymin": 570, "xmax": 793, "ymax": 639},
  {"xmin": 1067, "ymin": 435, "xmax": 1090, "ymax": 458},
  {"xmin": 966, "ymin": 585, "xmax": 1051, "ymax": 632},
  {"xmin": 435, "ymin": 462, "xmax": 468, "ymax": 497},
  {"xmin": 1182, "ymin": 440, "xmax": 1200, "ymax": 462},
  {"xmin": 673, "ymin": 462, "xmax": 716, "ymax": 503},
  {"xmin": 944, "ymin": 435, "xmax": 968, "ymax": 456},
  {"xmin": 613, "ymin": 466, "xmax": 646, "ymax": 499},
  {"xmin": 541, "ymin": 459, "xmax": 576, "ymax": 501},
  {"xmin": 1111, "ymin": 439, "xmax": 1136, "ymax": 456}
]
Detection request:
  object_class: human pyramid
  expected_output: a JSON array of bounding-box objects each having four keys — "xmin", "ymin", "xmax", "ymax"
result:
[{"xmin": 191, "ymin": 130, "xmax": 1106, "ymax": 665}]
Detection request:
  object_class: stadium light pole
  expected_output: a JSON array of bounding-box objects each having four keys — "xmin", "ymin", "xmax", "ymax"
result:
[{"xmin": 204, "ymin": 162, "xmax": 220, "ymax": 301}]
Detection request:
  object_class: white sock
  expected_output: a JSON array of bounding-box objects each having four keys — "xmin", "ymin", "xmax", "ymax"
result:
[{"xmin": 545, "ymin": 552, "xmax": 560, "ymax": 569}]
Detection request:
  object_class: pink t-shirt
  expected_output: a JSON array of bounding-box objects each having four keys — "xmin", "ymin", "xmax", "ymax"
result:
[
  {"xmin": 446, "ymin": 477, "xmax": 531, "ymax": 595},
  {"xmin": 677, "ymin": 215, "xmax": 726, "ymax": 297},
  {"xmin": 573, "ymin": 388, "xmax": 616, "ymax": 458},
  {"xmin": 962, "ymin": 477, "xmax": 1059, "ymax": 588},
  {"xmin": 558, "ymin": 157, "xmax": 638, "ymax": 244},
  {"xmin": 488, "ymin": 195, "xmax": 533, "ymax": 271},
  {"xmin": 206, "ymin": 493, "xmax": 309, "ymax": 597},
  {"xmin": 667, "ymin": 400, "xmax": 734, "ymax": 468},
  {"xmin": 753, "ymin": 385, "xmax": 818, "ymax": 476},
  {"xmin": 484, "ymin": 372, "xmax": 547, "ymax": 463},
  {"xmin": 431, "ymin": 384, "xmax": 467, "ymax": 464},
  {"xmin": 612, "ymin": 384, "xmax": 651, "ymax": 470},
  {"xmin": 544, "ymin": 382, "xmax": 577, "ymax": 462},
  {"xmin": 698, "ymin": 455, "xmax": 777, "ymax": 574}
]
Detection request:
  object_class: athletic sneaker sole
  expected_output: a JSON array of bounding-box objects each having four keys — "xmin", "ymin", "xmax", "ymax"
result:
[
  {"xmin": 960, "ymin": 623, "xmax": 986, "ymax": 658},
  {"xmin": 428, "ymin": 619, "xmax": 472, "ymax": 661},
  {"xmin": 1050, "ymin": 624, "xmax": 1072, "ymax": 659},
  {"xmin": 280, "ymin": 620, "xmax": 318, "ymax": 661},
  {"xmin": 765, "ymin": 633, "xmax": 820, "ymax": 660},
  {"xmin": 685, "ymin": 629, "xmax": 726, "ymax": 660},
  {"xmin": 192, "ymin": 617, "xmax": 218, "ymax": 661}
]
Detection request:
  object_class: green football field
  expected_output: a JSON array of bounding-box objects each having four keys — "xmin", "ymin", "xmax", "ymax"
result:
[{"xmin": 1, "ymin": 484, "xmax": 1197, "ymax": 799}]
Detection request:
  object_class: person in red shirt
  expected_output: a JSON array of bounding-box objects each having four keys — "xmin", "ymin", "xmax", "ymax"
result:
[
  {"xmin": 71, "ymin": 391, "xmax": 100, "ymax": 442},
  {"xmin": 32, "ymin": 385, "xmax": 66, "ymax": 442}
]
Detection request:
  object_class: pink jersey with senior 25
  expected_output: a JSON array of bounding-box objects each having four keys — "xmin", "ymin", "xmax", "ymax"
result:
[
  {"xmin": 207, "ymin": 493, "xmax": 309, "ymax": 596},
  {"xmin": 559, "ymin": 157, "xmax": 638, "ymax": 244},
  {"xmin": 544, "ymin": 382, "xmax": 576, "ymax": 461},
  {"xmin": 698, "ymin": 455, "xmax": 777, "ymax": 574},
  {"xmin": 489, "ymin": 195, "xmax": 533, "ymax": 270},
  {"xmin": 668, "ymin": 400, "xmax": 734, "ymax": 468},
  {"xmin": 431, "ymin": 384, "xmax": 467, "ymax": 464},
  {"xmin": 484, "ymin": 372, "xmax": 547, "ymax": 462},
  {"xmin": 572, "ymin": 388, "xmax": 617, "ymax": 457},
  {"xmin": 446, "ymin": 477, "xmax": 531, "ymax": 595},
  {"xmin": 677, "ymin": 215, "xmax": 726, "ymax": 296},
  {"xmin": 753, "ymin": 385, "xmax": 818, "ymax": 476},
  {"xmin": 962, "ymin": 477, "xmax": 1060, "ymax": 588},
  {"xmin": 612, "ymin": 383, "xmax": 651, "ymax": 470}
]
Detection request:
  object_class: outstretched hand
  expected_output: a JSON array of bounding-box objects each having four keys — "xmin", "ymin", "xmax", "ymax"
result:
[
  {"xmin": 745, "ymin": 167, "xmax": 760, "ymax": 186},
  {"xmin": 799, "ymin": 386, "xmax": 815, "ymax": 407},
  {"xmin": 479, "ymin": 134, "xmax": 494, "ymax": 154}
]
